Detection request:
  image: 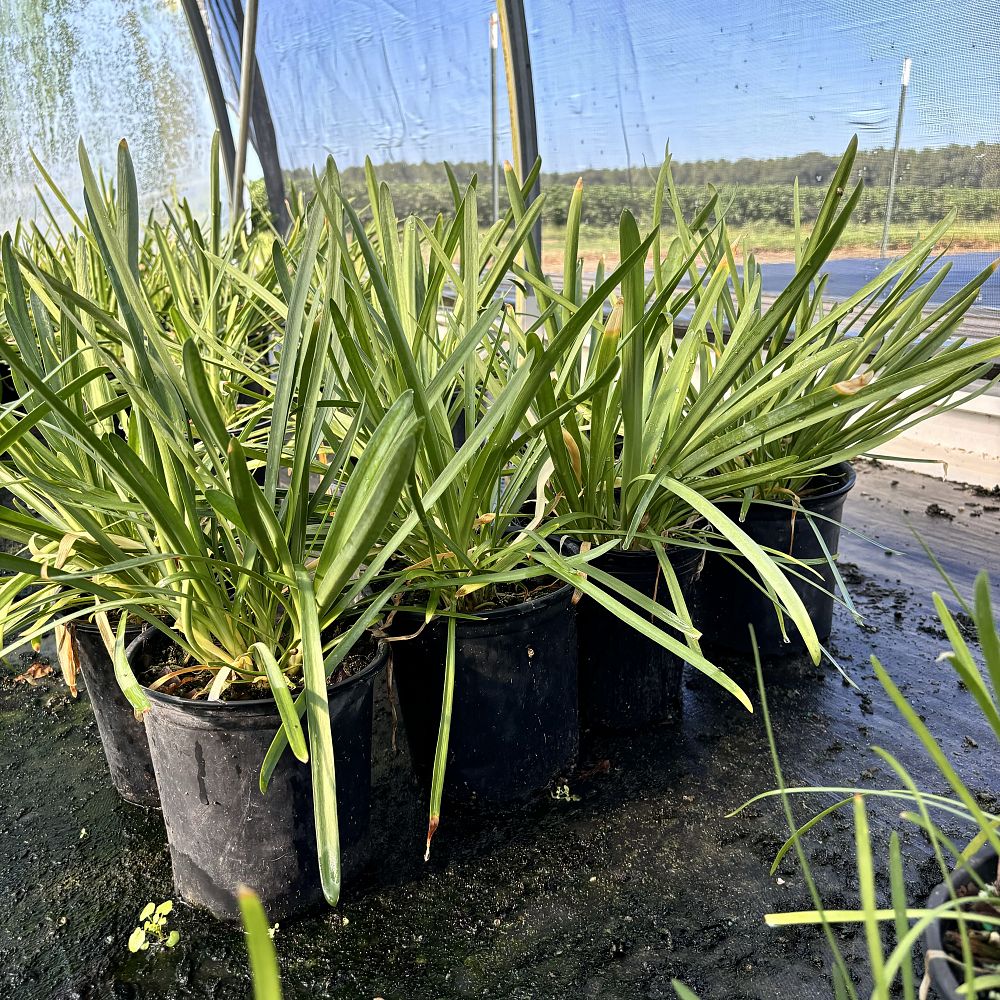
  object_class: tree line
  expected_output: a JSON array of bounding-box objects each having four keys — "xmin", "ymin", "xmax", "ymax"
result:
[
  {"xmin": 266, "ymin": 177, "xmax": 996, "ymax": 229},
  {"xmin": 284, "ymin": 142, "xmax": 1000, "ymax": 191}
]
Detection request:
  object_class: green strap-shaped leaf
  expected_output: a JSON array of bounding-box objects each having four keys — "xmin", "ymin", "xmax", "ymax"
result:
[
  {"xmin": 250, "ymin": 643, "xmax": 307, "ymax": 764},
  {"xmin": 646, "ymin": 477, "xmax": 822, "ymax": 663},
  {"xmin": 314, "ymin": 392, "xmax": 423, "ymax": 608},
  {"xmin": 852, "ymin": 794, "xmax": 889, "ymax": 998},
  {"xmin": 426, "ymin": 615, "xmax": 457, "ymax": 860},
  {"xmin": 293, "ymin": 568, "xmax": 341, "ymax": 906},
  {"xmin": 237, "ymin": 887, "xmax": 283, "ymax": 1000},
  {"xmin": 95, "ymin": 610, "xmax": 150, "ymax": 717}
]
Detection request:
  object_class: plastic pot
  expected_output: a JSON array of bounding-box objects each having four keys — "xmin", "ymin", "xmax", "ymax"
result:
[
  {"xmin": 392, "ymin": 582, "xmax": 578, "ymax": 803},
  {"xmin": 576, "ymin": 544, "xmax": 705, "ymax": 730},
  {"xmin": 1, "ymin": 362, "xmax": 18, "ymax": 406},
  {"xmin": 924, "ymin": 844, "xmax": 999, "ymax": 998},
  {"xmin": 74, "ymin": 623, "xmax": 159, "ymax": 808},
  {"xmin": 694, "ymin": 463, "xmax": 856, "ymax": 657},
  {"xmin": 128, "ymin": 628, "xmax": 384, "ymax": 922}
]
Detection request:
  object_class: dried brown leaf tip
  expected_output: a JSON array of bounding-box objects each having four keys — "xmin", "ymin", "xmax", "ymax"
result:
[
  {"xmin": 424, "ymin": 815, "xmax": 439, "ymax": 862},
  {"xmin": 833, "ymin": 370, "xmax": 874, "ymax": 395},
  {"xmin": 55, "ymin": 623, "xmax": 80, "ymax": 698}
]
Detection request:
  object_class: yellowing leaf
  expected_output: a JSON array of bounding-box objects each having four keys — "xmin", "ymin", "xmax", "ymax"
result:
[
  {"xmin": 832, "ymin": 370, "xmax": 874, "ymax": 395},
  {"xmin": 561, "ymin": 427, "xmax": 582, "ymax": 483},
  {"xmin": 55, "ymin": 624, "xmax": 80, "ymax": 698}
]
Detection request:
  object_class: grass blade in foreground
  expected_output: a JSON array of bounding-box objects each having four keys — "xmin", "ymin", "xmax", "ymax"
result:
[{"xmin": 238, "ymin": 886, "xmax": 283, "ymax": 1000}]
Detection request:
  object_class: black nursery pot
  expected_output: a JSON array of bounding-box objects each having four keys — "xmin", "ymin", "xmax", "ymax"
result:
[
  {"xmin": 74, "ymin": 623, "xmax": 159, "ymax": 808},
  {"xmin": 577, "ymin": 544, "xmax": 705, "ymax": 730},
  {"xmin": 924, "ymin": 845, "xmax": 999, "ymax": 999},
  {"xmin": 128, "ymin": 628, "xmax": 384, "ymax": 922},
  {"xmin": 694, "ymin": 462, "xmax": 856, "ymax": 658},
  {"xmin": 392, "ymin": 583, "xmax": 578, "ymax": 803},
  {"xmin": 1, "ymin": 362, "xmax": 18, "ymax": 406}
]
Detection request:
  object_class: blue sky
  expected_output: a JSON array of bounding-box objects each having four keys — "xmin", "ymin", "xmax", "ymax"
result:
[{"xmin": 249, "ymin": 0, "xmax": 1000, "ymax": 173}]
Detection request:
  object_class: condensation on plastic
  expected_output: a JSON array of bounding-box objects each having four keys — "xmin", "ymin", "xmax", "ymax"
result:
[{"xmin": 0, "ymin": 0, "xmax": 216, "ymax": 230}]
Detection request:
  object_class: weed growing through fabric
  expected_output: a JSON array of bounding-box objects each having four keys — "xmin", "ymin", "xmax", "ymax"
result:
[{"xmin": 128, "ymin": 901, "xmax": 180, "ymax": 954}]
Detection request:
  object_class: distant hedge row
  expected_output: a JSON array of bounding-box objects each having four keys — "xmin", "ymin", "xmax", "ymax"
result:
[{"xmin": 326, "ymin": 180, "xmax": 999, "ymax": 229}]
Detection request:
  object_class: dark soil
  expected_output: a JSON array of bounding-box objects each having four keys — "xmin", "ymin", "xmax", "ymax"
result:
[
  {"xmin": 396, "ymin": 575, "xmax": 565, "ymax": 617},
  {"xmin": 458, "ymin": 575, "xmax": 564, "ymax": 612},
  {"xmin": 0, "ymin": 461, "xmax": 998, "ymax": 999},
  {"xmin": 925, "ymin": 501, "xmax": 956, "ymax": 520},
  {"xmin": 134, "ymin": 630, "xmax": 378, "ymax": 702}
]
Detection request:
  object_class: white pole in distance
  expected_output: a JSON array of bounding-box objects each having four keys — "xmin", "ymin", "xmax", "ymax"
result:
[{"xmin": 880, "ymin": 56, "xmax": 912, "ymax": 258}]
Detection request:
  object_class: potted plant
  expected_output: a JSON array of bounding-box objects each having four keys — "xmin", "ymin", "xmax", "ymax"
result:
[
  {"xmin": 317, "ymin": 158, "xmax": 602, "ymax": 853},
  {"xmin": 671, "ymin": 139, "xmax": 1000, "ymax": 657},
  {"xmin": 297, "ymin": 157, "xmax": 764, "ymax": 856},
  {"xmin": 0, "ymin": 137, "xmax": 289, "ymax": 806},
  {"xmin": 509, "ymin": 152, "xmax": 864, "ymax": 728},
  {"xmin": 0, "ymin": 141, "xmax": 425, "ymax": 920},
  {"xmin": 924, "ymin": 843, "xmax": 1000, "ymax": 999}
]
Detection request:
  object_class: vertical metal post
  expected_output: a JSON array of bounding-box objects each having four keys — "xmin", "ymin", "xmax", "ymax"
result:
[
  {"xmin": 880, "ymin": 56, "xmax": 911, "ymax": 258},
  {"xmin": 180, "ymin": 0, "xmax": 237, "ymax": 203},
  {"xmin": 490, "ymin": 12, "xmax": 499, "ymax": 224},
  {"xmin": 231, "ymin": 0, "xmax": 259, "ymax": 222},
  {"xmin": 206, "ymin": 0, "xmax": 290, "ymax": 234},
  {"xmin": 497, "ymin": 0, "xmax": 541, "ymax": 257}
]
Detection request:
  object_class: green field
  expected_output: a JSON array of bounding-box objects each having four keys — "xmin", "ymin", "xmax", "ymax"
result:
[{"xmin": 537, "ymin": 220, "xmax": 1000, "ymax": 270}]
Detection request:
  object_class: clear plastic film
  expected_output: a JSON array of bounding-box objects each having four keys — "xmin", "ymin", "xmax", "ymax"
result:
[
  {"xmin": 212, "ymin": 0, "xmax": 997, "ymax": 314},
  {"xmin": 0, "ymin": 0, "xmax": 215, "ymax": 229},
  {"xmin": 523, "ymin": 0, "xmax": 999, "ymax": 312}
]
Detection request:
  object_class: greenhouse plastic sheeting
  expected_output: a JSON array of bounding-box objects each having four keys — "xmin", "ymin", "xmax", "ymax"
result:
[
  {"xmin": 0, "ymin": 0, "xmax": 996, "ymax": 312},
  {"xmin": 203, "ymin": 0, "xmax": 998, "ymax": 310},
  {"xmin": 211, "ymin": 0, "xmax": 511, "ymax": 174},
  {"xmin": 0, "ymin": 0, "xmax": 216, "ymax": 230}
]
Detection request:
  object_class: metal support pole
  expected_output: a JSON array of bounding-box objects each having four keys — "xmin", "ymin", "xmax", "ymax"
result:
[
  {"xmin": 490, "ymin": 12, "xmax": 499, "ymax": 224},
  {"xmin": 880, "ymin": 56, "xmax": 911, "ymax": 258},
  {"xmin": 497, "ymin": 0, "xmax": 541, "ymax": 256},
  {"xmin": 206, "ymin": 0, "xmax": 290, "ymax": 233},
  {"xmin": 180, "ymin": 0, "xmax": 237, "ymax": 203},
  {"xmin": 231, "ymin": 0, "xmax": 259, "ymax": 222}
]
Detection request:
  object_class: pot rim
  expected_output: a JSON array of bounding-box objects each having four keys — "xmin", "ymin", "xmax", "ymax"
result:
[
  {"xmin": 394, "ymin": 578, "xmax": 574, "ymax": 629},
  {"xmin": 798, "ymin": 461, "xmax": 857, "ymax": 502},
  {"xmin": 72, "ymin": 618, "xmax": 146, "ymax": 641},
  {"xmin": 131, "ymin": 628, "xmax": 388, "ymax": 713},
  {"xmin": 587, "ymin": 542, "xmax": 706, "ymax": 565},
  {"xmin": 716, "ymin": 461, "xmax": 857, "ymax": 512},
  {"xmin": 923, "ymin": 842, "xmax": 999, "ymax": 996}
]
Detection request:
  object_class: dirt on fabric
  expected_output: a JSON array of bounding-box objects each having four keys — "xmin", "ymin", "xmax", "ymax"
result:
[{"xmin": 0, "ymin": 461, "xmax": 998, "ymax": 999}]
